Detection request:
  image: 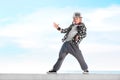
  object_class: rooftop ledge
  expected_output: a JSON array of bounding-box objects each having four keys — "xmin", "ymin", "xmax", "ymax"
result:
[{"xmin": 0, "ymin": 73, "xmax": 120, "ymax": 80}]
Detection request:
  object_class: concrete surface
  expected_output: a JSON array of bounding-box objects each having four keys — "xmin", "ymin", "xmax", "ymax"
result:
[{"xmin": 0, "ymin": 73, "xmax": 120, "ymax": 80}]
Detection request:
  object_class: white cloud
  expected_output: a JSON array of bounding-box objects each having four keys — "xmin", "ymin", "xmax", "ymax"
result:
[
  {"xmin": 0, "ymin": 5, "xmax": 120, "ymax": 48},
  {"xmin": 0, "ymin": 17, "xmax": 11, "ymax": 22},
  {"xmin": 0, "ymin": 7, "xmax": 72, "ymax": 48},
  {"xmin": 85, "ymin": 5, "xmax": 120, "ymax": 31}
]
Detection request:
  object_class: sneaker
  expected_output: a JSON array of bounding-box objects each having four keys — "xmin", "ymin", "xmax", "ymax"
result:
[
  {"xmin": 47, "ymin": 70, "xmax": 57, "ymax": 74},
  {"xmin": 83, "ymin": 70, "xmax": 89, "ymax": 74}
]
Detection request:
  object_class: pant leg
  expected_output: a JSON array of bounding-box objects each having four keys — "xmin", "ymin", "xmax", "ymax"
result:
[
  {"xmin": 53, "ymin": 42, "xmax": 68, "ymax": 71},
  {"xmin": 68, "ymin": 42, "xmax": 88, "ymax": 70}
]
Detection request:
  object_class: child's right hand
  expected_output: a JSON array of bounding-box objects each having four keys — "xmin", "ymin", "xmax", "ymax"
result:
[{"xmin": 53, "ymin": 22, "xmax": 59, "ymax": 29}]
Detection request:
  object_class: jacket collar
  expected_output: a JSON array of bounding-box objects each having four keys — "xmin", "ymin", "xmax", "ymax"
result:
[{"xmin": 73, "ymin": 22, "xmax": 82, "ymax": 25}]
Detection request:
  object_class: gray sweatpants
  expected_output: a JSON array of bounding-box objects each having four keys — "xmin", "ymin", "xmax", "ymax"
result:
[{"xmin": 52, "ymin": 41, "xmax": 88, "ymax": 71}]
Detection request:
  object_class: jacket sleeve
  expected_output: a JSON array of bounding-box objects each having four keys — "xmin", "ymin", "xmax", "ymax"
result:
[
  {"xmin": 58, "ymin": 24, "xmax": 73, "ymax": 33},
  {"xmin": 60, "ymin": 28, "xmax": 69, "ymax": 33},
  {"xmin": 77, "ymin": 23, "xmax": 87, "ymax": 39}
]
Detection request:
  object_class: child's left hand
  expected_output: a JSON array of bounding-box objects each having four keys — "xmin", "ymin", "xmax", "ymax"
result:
[{"xmin": 75, "ymin": 35, "xmax": 80, "ymax": 41}]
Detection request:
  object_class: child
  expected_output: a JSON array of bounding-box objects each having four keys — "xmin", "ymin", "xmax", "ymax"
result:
[{"xmin": 48, "ymin": 12, "xmax": 89, "ymax": 73}]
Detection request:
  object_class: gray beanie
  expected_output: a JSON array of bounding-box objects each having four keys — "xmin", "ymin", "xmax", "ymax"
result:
[{"xmin": 73, "ymin": 12, "xmax": 82, "ymax": 18}]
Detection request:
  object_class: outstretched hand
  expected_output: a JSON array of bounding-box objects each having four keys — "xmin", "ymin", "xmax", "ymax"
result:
[{"xmin": 53, "ymin": 22, "xmax": 59, "ymax": 29}]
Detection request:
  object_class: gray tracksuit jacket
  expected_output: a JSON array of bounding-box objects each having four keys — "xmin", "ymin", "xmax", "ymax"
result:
[{"xmin": 60, "ymin": 22, "xmax": 87, "ymax": 43}]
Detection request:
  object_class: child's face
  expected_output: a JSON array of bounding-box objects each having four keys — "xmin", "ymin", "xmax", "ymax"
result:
[{"xmin": 73, "ymin": 17, "xmax": 82, "ymax": 24}]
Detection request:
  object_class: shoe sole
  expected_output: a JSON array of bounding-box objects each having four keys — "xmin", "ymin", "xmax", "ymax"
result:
[
  {"xmin": 47, "ymin": 72, "xmax": 57, "ymax": 74},
  {"xmin": 83, "ymin": 72, "xmax": 89, "ymax": 74}
]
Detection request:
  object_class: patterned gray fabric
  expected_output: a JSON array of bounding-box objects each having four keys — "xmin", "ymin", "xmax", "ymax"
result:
[
  {"xmin": 53, "ymin": 41, "xmax": 88, "ymax": 71},
  {"xmin": 65, "ymin": 25, "xmax": 78, "ymax": 41},
  {"xmin": 60, "ymin": 23, "xmax": 87, "ymax": 43}
]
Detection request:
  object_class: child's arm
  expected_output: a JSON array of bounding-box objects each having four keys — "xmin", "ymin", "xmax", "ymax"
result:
[
  {"xmin": 53, "ymin": 22, "xmax": 69, "ymax": 33},
  {"xmin": 74, "ymin": 23, "xmax": 86, "ymax": 42},
  {"xmin": 77, "ymin": 23, "xmax": 87, "ymax": 39}
]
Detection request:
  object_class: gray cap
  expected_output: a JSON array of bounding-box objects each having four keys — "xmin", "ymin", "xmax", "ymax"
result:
[{"xmin": 73, "ymin": 12, "xmax": 82, "ymax": 18}]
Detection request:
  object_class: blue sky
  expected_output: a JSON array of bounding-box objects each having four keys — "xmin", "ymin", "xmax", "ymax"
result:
[
  {"xmin": 0, "ymin": 0, "xmax": 120, "ymax": 73},
  {"xmin": 0, "ymin": 0, "xmax": 120, "ymax": 17}
]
